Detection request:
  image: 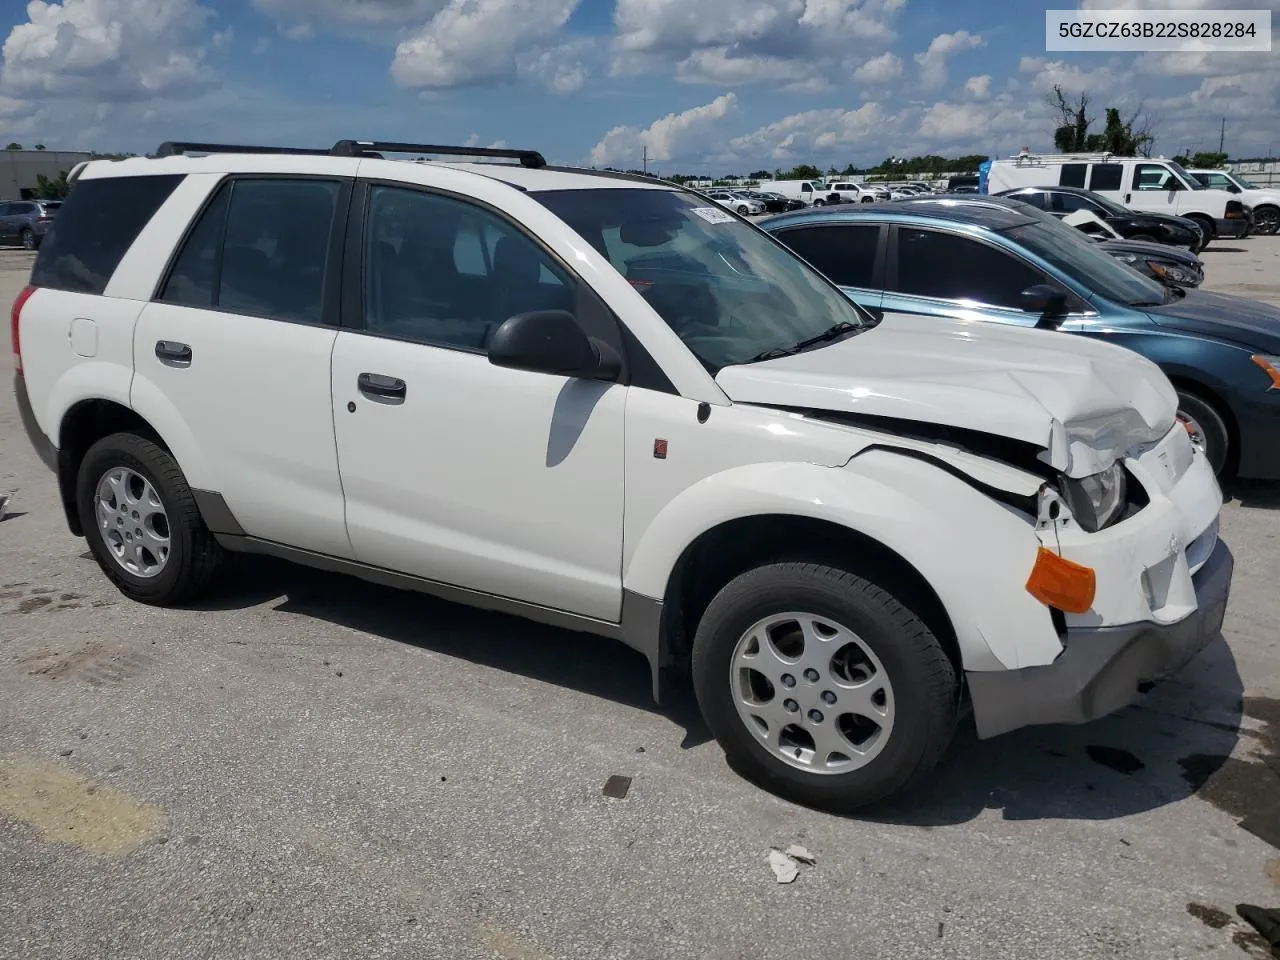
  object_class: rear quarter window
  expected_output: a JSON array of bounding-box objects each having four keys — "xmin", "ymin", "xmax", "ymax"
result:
[{"xmin": 31, "ymin": 174, "xmax": 184, "ymax": 295}]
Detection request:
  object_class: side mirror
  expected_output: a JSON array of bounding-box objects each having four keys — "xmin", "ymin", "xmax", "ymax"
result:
[
  {"xmin": 487, "ymin": 310, "xmax": 621, "ymax": 381},
  {"xmin": 1229, "ymin": 184, "xmax": 1242, "ymax": 194},
  {"xmin": 1167, "ymin": 180, "xmax": 1183, "ymax": 191},
  {"xmin": 1020, "ymin": 283, "xmax": 1068, "ymax": 317}
]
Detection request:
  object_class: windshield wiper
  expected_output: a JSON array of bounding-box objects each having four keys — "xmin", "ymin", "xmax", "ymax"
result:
[{"xmin": 747, "ymin": 321, "xmax": 861, "ymax": 364}]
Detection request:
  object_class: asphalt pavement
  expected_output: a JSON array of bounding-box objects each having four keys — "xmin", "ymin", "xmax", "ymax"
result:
[{"xmin": 2, "ymin": 240, "xmax": 1280, "ymax": 960}]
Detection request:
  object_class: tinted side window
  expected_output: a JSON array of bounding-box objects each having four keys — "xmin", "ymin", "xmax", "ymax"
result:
[
  {"xmin": 1060, "ymin": 164, "xmax": 1087, "ymax": 187},
  {"xmin": 777, "ymin": 224, "xmax": 880, "ymax": 288},
  {"xmin": 1089, "ymin": 164, "xmax": 1123, "ymax": 191},
  {"xmin": 1014, "ymin": 190, "xmax": 1049, "ymax": 210},
  {"xmin": 363, "ymin": 185, "xmax": 575, "ymax": 351},
  {"xmin": 31, "ymin": 175, "xmax": 184, "ymax": 295},
  {"xmin": 159, "ymin": 183, "xmax": 232, "ymax": 308},
  {"xmin": 891, "ymin": 229, "xmax": 1045, "ymax": 309},
  {"xmin": 1051, "ymin": 191, "xmax": 1101, "ymax": 215},
  {"xmin": 159, "ymin": 178, "xmax": 340, "ymax": 323},
  {"xmin": 0, "ymin": 204, "xmax": 12, "ymax": 216}
]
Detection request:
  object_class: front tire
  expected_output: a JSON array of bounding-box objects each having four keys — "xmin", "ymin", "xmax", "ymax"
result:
[
  {"xmin": 737, "ymin": 205, "xmax": 749, "ymax": 215},
  {"xmin": 692, "ymin": 562, "xmax": 958, "ymax": 812},
  {"xmin": 1254, "ymin": 205, "xmax": 1280, "ymax": 236},
  {"xmin": 1175, "ymin": 389, "xmax": 1230, "ymax": 477},
  {"xmin": 20, "ymin": 228, "xmax": 35, "ymax": 251},
  {"xmin": 1188, "ymin": 215, "xmax": 1215, "ymax": 249},
  {"xmin": 77, "ymin": 432, "xmax": 223, "ymax": 605}
]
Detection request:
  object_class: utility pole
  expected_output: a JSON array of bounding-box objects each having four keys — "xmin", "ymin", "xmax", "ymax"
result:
[
  {"xmin": 1219, "ymin": 117, "xmax": 1225, "ymax": 155},
  {"xmin": 642, "ymin": 145, "xmax": 647, "ymax": 174}
]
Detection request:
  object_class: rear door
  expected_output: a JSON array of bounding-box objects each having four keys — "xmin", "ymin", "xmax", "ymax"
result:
[
  {"xmin": 0, "ymin": 203, "xmax": 14, "ymax": 242},
  {"xmin": 880, "ymin": 225, "xmax": 1071, "ymax": 328},
  {"xmin": 1085, "ymin": 163, "xmax": 1125, "ymax": 204},
  {"xmin": 769, "ymin": 221, "xmax": 885, "ymax": 309},
  {"xmin": 133, "ymin": 174, "xmax": 355, "ymax": 558}
]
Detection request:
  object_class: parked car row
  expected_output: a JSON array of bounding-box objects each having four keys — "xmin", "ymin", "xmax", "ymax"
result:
[
  {"xmin": 762, "ymin": 196, "xmax": 1280, "ymax": 479},
  {"xmin": 12, "ymin": 138, "xmax": 1240, "ymax": 814}
]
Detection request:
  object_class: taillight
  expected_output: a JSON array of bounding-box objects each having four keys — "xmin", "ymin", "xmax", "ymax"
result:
[{"xmin": 11, "ymin": 285, "xmax": 36, "ymax": 377}]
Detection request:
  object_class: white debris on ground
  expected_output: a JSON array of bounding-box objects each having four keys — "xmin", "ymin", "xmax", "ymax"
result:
[
  {"xmin": 767, "ymin": 849, "xmax": 799, "ymax": 884},
  {"xmin": 784, "ymin": 844, "xmax": 816, "ymax": 865}
]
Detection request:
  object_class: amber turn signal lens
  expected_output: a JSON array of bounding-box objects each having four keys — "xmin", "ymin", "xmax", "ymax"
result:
[
  {"xmin": 1025, "ymin": 547, "xmax": 1096, "ymax": 614},
  {"xmin": 1251, "ymin": 355, "xmax": 1280, "ymax": 390}
]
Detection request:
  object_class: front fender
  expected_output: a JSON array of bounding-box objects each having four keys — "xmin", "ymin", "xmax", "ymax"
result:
[{"xmin": 623, "ymin": 451, "xmax": 1064, "ymax": 672}]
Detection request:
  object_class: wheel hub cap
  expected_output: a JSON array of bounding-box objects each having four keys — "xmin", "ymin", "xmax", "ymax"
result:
[
  {"xmin": 96, "ymin": 467, "xmax": 171, "ymax": 578},
  {"xmin": 730, "ymin": 612, "xmax": 895, "ymax": 775},
  {"xmin": 1179, "ymin": 413, "xmax": 1207, "ymax": 453}
]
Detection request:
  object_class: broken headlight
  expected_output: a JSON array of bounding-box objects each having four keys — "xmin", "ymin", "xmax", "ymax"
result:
[{"xmin": 1058, "ymin": 462, "xmax": 1127, "ymax": 533}]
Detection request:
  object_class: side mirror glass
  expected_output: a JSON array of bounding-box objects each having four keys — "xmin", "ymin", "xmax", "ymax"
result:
[
  {"xmin": 487, "ymin": 310, "xmax": 621, "ymax": 381},
  {"xmin": 1020, "ymin": 283, "xmax": 1068, "ymax": 317}
]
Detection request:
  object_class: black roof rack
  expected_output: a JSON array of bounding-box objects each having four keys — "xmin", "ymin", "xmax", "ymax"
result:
[
  {"xmin": 155, "ymin": 141, "xmax": 333, "ymax": 158},
  {"xmin": 330, "ymin": 140, "xmax": 546, "ymax": 168},
  {"xmin": 154, "ymin": 139, "xmax": 546, "ymax": 167}
]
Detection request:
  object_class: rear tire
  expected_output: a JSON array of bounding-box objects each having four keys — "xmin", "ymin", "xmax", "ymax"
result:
[
  {"xmin": 1175, "ymin": 389, "xmax": 1230, "ymax": 477},
  {"xmin": 76, "ymin": 432, "xmax": 223, "ymax": 605},
  {"xmin": 692, "ymin": 562, "xmax": 958, "ymax": 812},
  {"xmin": 20, "ymin": 228, "xmax": 35, "ymax": 251}
]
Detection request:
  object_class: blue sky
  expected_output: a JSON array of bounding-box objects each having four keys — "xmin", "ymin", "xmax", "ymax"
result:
[{"xmin": 1, "ymin": 0, "xmax": 1276, "ymax": 173}]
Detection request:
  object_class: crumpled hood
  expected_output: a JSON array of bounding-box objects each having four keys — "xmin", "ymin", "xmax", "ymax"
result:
[
  {"xmin": 1146, "ymin": 288, "xmax": 1280, "ymax": 352},
  {"xmin": 1098, "ymin": 238, "xmax": 1201, "ymax": 267},
  {"xmin": 715, "ymin": 313, "xmax": 1178, "ymax": 478}
]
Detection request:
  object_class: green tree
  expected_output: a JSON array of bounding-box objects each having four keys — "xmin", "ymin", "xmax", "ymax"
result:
[
  {"xmin": 34, "ymin": 170, "xmax": 69, "ymax": 200},
  {"xmin": 784, "ymin": 163, "xmax": 823, "ymax": 180},
  {"xmin": 748, "ymin": 169, "xmax": 772, "ymax": 180},
  {"xmin": 34, "ymin": 144, "xmax": 45, "ymax": 150},
  {"xmin": 1190, "ymin": 151, "xmax": 1228, "ymax": 168},
  {"xmin": 5, "ymin": 142, "xmax": 22, "ymax": 151}
]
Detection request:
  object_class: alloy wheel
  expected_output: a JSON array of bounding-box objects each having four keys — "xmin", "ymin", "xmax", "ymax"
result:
[{"xmin": 96, "ymin": 466, "xmax": 171, "ymax": 578}]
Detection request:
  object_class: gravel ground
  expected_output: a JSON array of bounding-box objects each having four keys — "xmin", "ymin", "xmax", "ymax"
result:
[{"xmin": 2, "ymin": 239, "xmax": 1280, "ymax": 960}]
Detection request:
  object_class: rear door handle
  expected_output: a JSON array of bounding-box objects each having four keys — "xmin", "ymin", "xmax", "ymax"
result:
[
  {"xmin": 357, "ymin": 372, "xmax": 407, "ymax": 404},
  {"xmin": 155, "ymin": 340, "xmax": 192, "ymax": 366}
]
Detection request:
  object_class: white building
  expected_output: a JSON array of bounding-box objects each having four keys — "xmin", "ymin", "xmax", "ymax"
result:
[{"xmin": 0, "ymin": 149, "xmax": 93, "ymax": 200}]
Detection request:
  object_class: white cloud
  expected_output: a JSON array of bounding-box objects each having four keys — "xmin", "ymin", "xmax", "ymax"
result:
[
  {"xmin": 590, "ymin": 93, "xmax": 738, "ymax": 166},
  {"xmin": 963, "ymin": 74, "xmax": 991, "ymax": 99},
  {"xmin": 391, "ymin": 0, "xmax": 582, "ymax": 90},
  {"xmin": 853, "ymin": 52, "xmax": 903, "ymax": 84},
  {"xmin": 730, "ymin": 101, "xmax": 887, "ymax": 160},
  {"xmin": 517, "ymin": 38, "xmax": 593, "ymax": 94},
  {"xmin": 212, "ymin": 27, "xmax": 234, "ymax": 48},
  {"xmin": 283, "ymin": 22, "xmax": 314, "ymax": 40},
  {"xmin": 252, "ymin": 36, "xmax": 272, "ymax": 55},
  {"xmin": 1, "ymin": 0, "xmax": 216, "ymax": 102},
  {"xmin": 914, "ymin": 30, "xmax": 983, "ymax": 89},
  {"xmin": 610, "ymin": 0, "xmax": 905, "ymax": 89}
]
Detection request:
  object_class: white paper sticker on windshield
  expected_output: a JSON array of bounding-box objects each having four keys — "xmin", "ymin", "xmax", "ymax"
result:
[{"xmin": 691, "ymin": 206, "xmax": 735, "ymax": 224}]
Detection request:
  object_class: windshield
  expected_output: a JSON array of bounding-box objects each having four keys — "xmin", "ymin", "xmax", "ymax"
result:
[
  {"xmin": 1081, "ymin": 191, "xmax": 1132, "ymax": 218},
  {"xmin": 532, "ymin": 187, "xmax": 872, "ymax": 372},
  {"xmin": 1232, "ymin": 173, "xmax": 1259, "ymax": 189},
  {"xmin": 1166, "ymin": 160, "xmax": 1203, "ymax": 189},
  {"xmin": 1002, "ymin": 218, "xmax": 1170, "ymax": 306}
]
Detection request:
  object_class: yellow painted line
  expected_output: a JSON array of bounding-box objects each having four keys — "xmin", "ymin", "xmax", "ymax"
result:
[{"xmin": 0, "ymin": 757, "xmax": 166, "ymax": 856}]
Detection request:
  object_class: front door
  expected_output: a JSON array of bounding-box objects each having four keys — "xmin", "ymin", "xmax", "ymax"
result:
[
  {"xmin": 1125, "ymin": 162, "xmax": 1184, "ymax": 215},
  {"xmin": 330, "ymin": 181, "xmax": 626, "ymax": 622}
]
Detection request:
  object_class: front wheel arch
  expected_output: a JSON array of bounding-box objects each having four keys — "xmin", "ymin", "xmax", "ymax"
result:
[
  {"xmin": 658, "ymin": 514, "xmax": 962, "ymax": 686},
  {"xmin": 1165, "ymin": 376, "xmax": 1238, "ymax": 477}
]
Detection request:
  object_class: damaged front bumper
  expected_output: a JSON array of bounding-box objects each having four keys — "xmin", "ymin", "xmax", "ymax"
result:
[{"xmin": 967, "ymin": 538, "xmax": 1232, "ymax": 739}]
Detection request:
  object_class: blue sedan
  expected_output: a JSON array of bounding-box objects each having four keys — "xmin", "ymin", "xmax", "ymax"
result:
[{"xmin": 762, "ymin": 199, "xmax": 1280, "ymax": 478}]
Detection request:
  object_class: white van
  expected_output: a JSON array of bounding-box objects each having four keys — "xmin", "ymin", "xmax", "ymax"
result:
[
  {"xmin": 756, "ymin": 179, "xmax": 836, "ymax": 206},
  {"xmin": 986, "ymin": 153, "xmax": 1251, "ymax": 242}
]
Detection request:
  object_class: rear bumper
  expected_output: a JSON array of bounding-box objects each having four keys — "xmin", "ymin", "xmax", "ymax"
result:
[
  {"xmin": 14, "ymin": 373, "xmax": 56, "ymax": 471},
  {"xmin": 967, "ymin": 539, "xmax": 1233, "ymax": 738}
]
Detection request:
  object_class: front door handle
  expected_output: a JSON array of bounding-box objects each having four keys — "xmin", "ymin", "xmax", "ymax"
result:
[
  {"xmin": 357, "ymin": 372, "xmax": 407, "ymax": 404},
  {"xmin": 155, "ymin": 340, "xmax": 192, "ymax": 366}
]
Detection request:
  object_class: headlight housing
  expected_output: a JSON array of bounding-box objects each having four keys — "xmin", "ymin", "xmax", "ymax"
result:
[
  {"xmin": 1058, "ymin": 462, "xmax": 1127, "ymax": 533},
  {"xmin": 1148, "ymin": 261, "xmax": 1198, "ymax": 286}
]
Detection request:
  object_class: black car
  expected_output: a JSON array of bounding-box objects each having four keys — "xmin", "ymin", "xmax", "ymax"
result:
[
  {"xmin": 947, "ymin": 175, "xmax": 979, "ymax": 192},
  {"xmin": 1084, "ymin": 235, "xmax": 1204, "ymax": 289},
  {"xmin": 744, "ymin": 191, "xmax": 804, "ymax": 213},
  {"xmin": 995, "ymin": 185, "xmax": 1205, "ymax": 252}
]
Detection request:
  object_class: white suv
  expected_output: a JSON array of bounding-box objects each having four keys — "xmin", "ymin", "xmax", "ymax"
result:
[{"xmin": 13, "ymin": 139, "xmax": 1232, "ymax": 810}]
